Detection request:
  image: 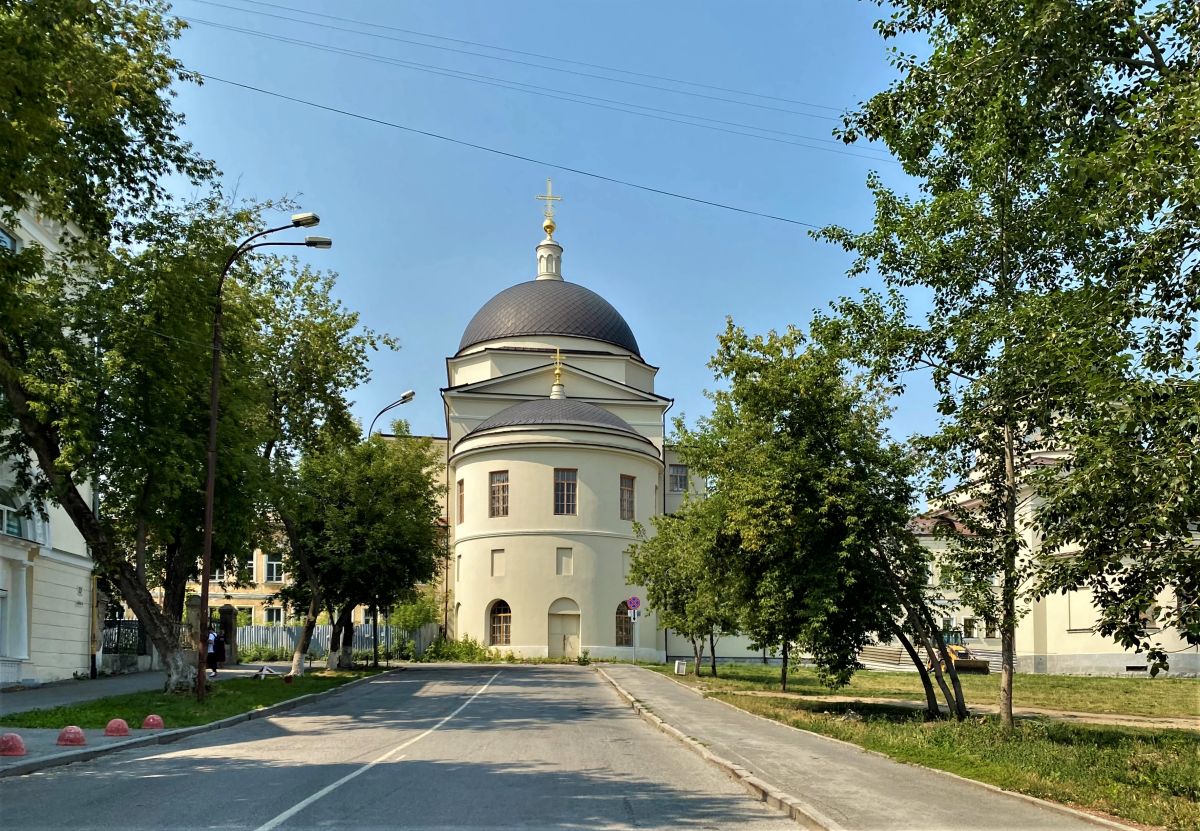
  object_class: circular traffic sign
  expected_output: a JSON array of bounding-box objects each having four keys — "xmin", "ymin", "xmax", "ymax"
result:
[{"xmin": 627, "ymin": 595, "xmax": 641, "ymax": 611}]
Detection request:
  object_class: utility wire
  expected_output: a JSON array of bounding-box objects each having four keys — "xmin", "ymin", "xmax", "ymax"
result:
[
  {"xmin": 184, "ymin": 17, "xmax": 894, "ymax": 164},
  {"xmin": 198, "ymin": 0, "xmax": 846, "ymax": 113},
  {"xmin": 183, "ymin": 0, "xmax": 842, "ymax": 121},
  {"xmin": 197, "ymin": 73, "xmax": 823, "ymax": 229}
]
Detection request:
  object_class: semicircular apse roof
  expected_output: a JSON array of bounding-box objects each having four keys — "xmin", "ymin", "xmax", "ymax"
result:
[
  {"xmin": 458, "ymin": 280, "xmax": 640, "ymax": 356},
  {"xmin": 467, "ymin": 398, "xmax": 641, "ymax": 438}
]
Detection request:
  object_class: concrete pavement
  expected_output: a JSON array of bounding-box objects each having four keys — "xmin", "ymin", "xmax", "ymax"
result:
[
  {"xmin": 598, "ymin": 663, "xmax": 1129, "ymax": 831},
  {"xmin": 0, "ymin": 665, "xmax": 797, "ymax": 830}
]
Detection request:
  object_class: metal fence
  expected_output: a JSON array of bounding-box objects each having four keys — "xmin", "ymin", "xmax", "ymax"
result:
[
  {"xmin": 102, "ymin": 620, "xmax": 149, "ymax": 655},
  {"xmin": 236, "ymin": 622, "xmax": 439, "ymax": 657}
]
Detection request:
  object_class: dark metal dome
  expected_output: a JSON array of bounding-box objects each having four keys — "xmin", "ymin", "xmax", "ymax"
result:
[
  {"xmin": 468, "ymin": 398, "xmax": 639, "ymax": 437},
  {"xmin": 458, "ymin": 280, "xmax": 640, "ymax": 356}
]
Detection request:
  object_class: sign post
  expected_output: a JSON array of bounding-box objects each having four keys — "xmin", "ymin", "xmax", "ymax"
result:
[{"xmin": 627, "ymin": 596, "xmax": 641, "ymax": 663}]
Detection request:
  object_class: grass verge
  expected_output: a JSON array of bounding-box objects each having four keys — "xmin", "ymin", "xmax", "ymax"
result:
[
  {"xmin": 650, "ymin": 663, "xmax": 1200, "ymax": 718},
  {"xmin": 719, "ymin": 693, "xmax": 1199, "ymax": 831},
  {"xmin": 0, "ymin": 670, "xmax": 376, "ymax": 730}
]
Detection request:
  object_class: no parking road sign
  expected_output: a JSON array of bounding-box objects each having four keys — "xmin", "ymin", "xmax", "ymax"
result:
[{"xmin": 627, "ymin": 595, "xmax": 641, "ymax": 611}]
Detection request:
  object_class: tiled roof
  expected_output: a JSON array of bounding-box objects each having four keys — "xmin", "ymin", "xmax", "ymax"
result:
[{"xmin": 458, "ymin": 280, "xmax": 640, "ymax": 356}]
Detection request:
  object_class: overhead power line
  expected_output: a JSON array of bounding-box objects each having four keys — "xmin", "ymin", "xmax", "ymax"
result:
[
  {"xmin": 183, "ymin": 0, "xmax": 843, "ymax": 121},
  {"xmin": 197, "ymin": 73, "xmax": 823, "ymax": 229},
  {"xmin": 183, "ymin": 17, "xmax": 894, "ymax": 164}
]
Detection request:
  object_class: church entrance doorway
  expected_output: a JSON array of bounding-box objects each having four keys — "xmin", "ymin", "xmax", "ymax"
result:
[{"xmin": 547, "ymin": 597, "xmax": 580, "ymax": 659}]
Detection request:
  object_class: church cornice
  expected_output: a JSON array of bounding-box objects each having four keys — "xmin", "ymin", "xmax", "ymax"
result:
[{"xmin": 443, "ymin": 359, "xmax": 669, "ymax": 403}]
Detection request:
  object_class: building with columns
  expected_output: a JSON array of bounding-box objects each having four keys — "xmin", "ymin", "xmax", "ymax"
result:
[{"xmin": 443, "ymin": 188, "xmax": 693, "ymax": 660}]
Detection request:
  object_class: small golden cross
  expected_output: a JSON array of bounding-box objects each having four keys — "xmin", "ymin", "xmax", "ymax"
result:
[{"xmin": 536, "ymin": 177, "xmax": 562, "ymax": 218}]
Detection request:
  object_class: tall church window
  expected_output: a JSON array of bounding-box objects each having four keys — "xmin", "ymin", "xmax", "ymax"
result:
[
  {"xmin": 489, "ymin": 471, "xmax": 509, "ymax": 517},
  {"xmin": 456, "ymin": 479, "xmax": 464, "ymax": 524},
  {"xmin": 615, "ymin": 601, "xmax": 633, "ymax": 647},
  {"xmin": 554, "ymin": 469, "xmax": 577, "ymax": 515},
  {"xmin": 489, "ymin": 600, "xmax": 512, "ymax": 646},
  {"xmin": 669, "ymin": 464, "xmax": 689, "ymax": 493},
  {"xmin": 619, "ymin": 475, "xmax": 635, "ymax": 520}
]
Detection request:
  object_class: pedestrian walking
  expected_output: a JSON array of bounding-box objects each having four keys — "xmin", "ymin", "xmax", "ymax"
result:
[
  {"xmin": 215, "ymin": 630, "xmax": 227, "ymax": 669},
  {"xmin": 206, "ymin": 628, "xmax": 218, "ymax": 677}
]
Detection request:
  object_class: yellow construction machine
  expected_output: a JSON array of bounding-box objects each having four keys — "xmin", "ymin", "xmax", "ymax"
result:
[{"xmin": 928, "ymin": 631, "xmax": 991, "ymax": 675}]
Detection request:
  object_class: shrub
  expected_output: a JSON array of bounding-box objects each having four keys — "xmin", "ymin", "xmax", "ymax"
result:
[{"xmin": 419, "ymin": 636, "xmax": 492, "ymax": 663}]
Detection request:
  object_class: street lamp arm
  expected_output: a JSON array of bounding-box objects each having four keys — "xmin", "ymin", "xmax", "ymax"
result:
[{"xmin": 368, "ymin": 391, "xmax": 416, "ymax": 436}]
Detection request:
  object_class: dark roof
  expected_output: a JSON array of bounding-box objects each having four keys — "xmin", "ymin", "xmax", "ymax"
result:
[
  {"xmin": 458, "ymin": 280, "xmax": 640, "ymax": 356},
  {"xmin": 468, "ymin": 398, "xmax": 640, "ymax": 437}
]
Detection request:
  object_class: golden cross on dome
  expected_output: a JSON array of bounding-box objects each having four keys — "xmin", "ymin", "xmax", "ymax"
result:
[{"xmin": 536, "ymin": 178, "xmax": 562, "ymax": 238}]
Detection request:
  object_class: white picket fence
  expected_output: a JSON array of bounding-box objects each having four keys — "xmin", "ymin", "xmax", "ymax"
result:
[{"xmin": 236, "ymin": 622, "xmax": 440, "ymax": 657}]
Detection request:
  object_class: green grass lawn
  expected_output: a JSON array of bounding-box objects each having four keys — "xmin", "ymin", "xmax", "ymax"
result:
[
  {"xmin": 652, "ymin": 662, "xmax": 1200, "ymax": 718},
  {"xmin": 721, "ymin": 693, "xmax": 1199, "ymax": 831},
  {"xmin": 0, "ymin": 670, "xmax": 375, "ymax": 730}
]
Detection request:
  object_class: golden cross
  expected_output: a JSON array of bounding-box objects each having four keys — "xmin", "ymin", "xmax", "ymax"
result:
[{"xmin": 536, "ymin": 178, "xmax": 564, "ymax": 238}]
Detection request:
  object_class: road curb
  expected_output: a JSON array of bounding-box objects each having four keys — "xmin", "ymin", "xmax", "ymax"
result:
[
  {"xmin": 613, "ymin": 666, "xmax": 1140, "ymax": 831},
  {"xmin": 0, "ymin": 669, "xmax": 389, "ymax": 779},
  {"xmin": 594, "ymin": 665, "xmax": 841, "ymax": 830}
]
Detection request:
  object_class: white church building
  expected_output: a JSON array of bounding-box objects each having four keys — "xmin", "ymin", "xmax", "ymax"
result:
[{"xmin": 442, "ymin": 190, "xmax": 698, "ymax": 661}]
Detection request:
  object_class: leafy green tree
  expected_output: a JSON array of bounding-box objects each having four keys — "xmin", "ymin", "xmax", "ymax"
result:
[
  {"xmin": 821, "ymin": 0, "xmax": 1199, "ymax": 725},
  {"xmin": 678, "ymin": 321, "xmax": 926, "ymax": 692},
  {"xmin": 290, "ymin": 425, "xmax": 444, "ymax": 671},
  {"xmin": 390, "ymin": 586, "xmax": 440, "ymax": 635},
  {"xmin": 629, "ymin": 495, "xmax": 738, "ymax": 676}
]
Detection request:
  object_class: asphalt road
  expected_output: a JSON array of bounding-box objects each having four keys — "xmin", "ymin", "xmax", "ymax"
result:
[{"xmin": 0, "ymin": 666, "xmax": 795, "ymax": 830}]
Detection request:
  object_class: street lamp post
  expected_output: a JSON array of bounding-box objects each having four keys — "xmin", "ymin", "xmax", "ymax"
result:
[
  {"xmin": 367, "ymin": 390, "xmax": 415, "ymax": 436},
  {"xmin": 197, "ymin": 213, "xmax": 331, "ymax": 700}
]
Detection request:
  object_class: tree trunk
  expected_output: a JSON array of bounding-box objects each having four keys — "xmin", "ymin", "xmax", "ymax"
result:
[
  {"xmin": 923, "ymin": 636, "xmax": 957, "ymax": 716},
  {"xmin": 327, "ymin": 612, "xmax": 343, "ymax": 670},
  {"xmin": 780, "ymin": 639, "xmax": 789, "ymax": 692},
  {"xmin": 162, "ymin": 539, "xmax": 188, "ymax": 623},
  {"xmin": 708, "ymin": 632, "xmax": 718, "ymax": 677},
  {"xmin": 337, "ymin": 605, "xmax": 355, "ymax": 669},
  {"xmin": 893, "ymin": 624, "xmax": 940, "ymax": 720},
  {"xmin": 690, "ymin": 636, "xmax": 704, "ymax": 677},
  {"xmin": 931, "ymin": 624, "xmax": 970, "ymax": 721},
  {"xmin": 1000, "ymin": 423, "xmax": 1019, "ymax": 730},
  {"xmin": 290, "ymin": 591, "xmax": 321, "ymax": 677}
]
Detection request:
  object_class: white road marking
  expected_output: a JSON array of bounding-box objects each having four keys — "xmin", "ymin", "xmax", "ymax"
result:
[{"xmin": 253, "ymin": 671, "xmax": 501, "ymax": 831}]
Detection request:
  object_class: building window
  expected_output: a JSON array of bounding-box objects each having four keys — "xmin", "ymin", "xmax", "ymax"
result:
[
  {"xmin": 1, "ymin": 490, "xmax": 25, "ymax": 539},
  {"xmin": 491, "ymin": 549, "xmax": 505, "ymax": 577},
  {"xmin": 265, "ymin": 607, "xmax": 283, "ymax": 625},
  {"xmin": 456, "ymin": 479, "xmax": 464, "ymax": 524},
  {"xmin": 489, "ymin": 471, "xmax": 509, "ymax": 517},
  {"xmin": 615, "ymin": 601, "xmax": 633, "ymax": 647},
  {"xmin": 0, "ymin": 227, "xmax": 14, "ymax": 252},
  {"xmin": 265, "ymin": 555, "xmax": 284, "ymax": 583},
  {"xmin": 210, "ymin": 566, "xmax": 225, "ymax": 583},
  {"xmin": 963, "ymin": 618, "xmax": 977, "ymax": 639},
  {"xmin": 489, "ymin": 600, "xmax": 512, "ymax": 646},
  {"xmin": 554, "ymin": 469, "xmax": 577, "ymax": 515},
  {"xmin": 620, "ymin": 475, "xmax": 635, "ymax": 520},
  {"xmin": 556, "ymin": 547, "xmax": 573, "ymax": 576},
  {"xmin": 456, "ymin": 554, "xmax": 462, "ymax": 582},
  {"xmin": 669, "ymin": 464, "xmax": 688, "ymax": 493}
]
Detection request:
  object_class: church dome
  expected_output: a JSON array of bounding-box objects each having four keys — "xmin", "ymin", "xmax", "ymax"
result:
[
  {"xmin": 458, "ymin": 280, "xmax": 641, "ymax": 357},
  {"xmin": 468, "ymin": 398, "xmax": 640, "ymax": 438}
]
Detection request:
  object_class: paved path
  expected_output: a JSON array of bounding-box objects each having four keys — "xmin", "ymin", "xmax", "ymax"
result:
[
  {"xmin": 0, "ymin": 665, "xmax": 794, "ymax": 830},
  {"xmin": 600, "ymin": 664, "xmax": 1117, "ymax": 831},
  {"xmin": 0, "ymin": 663, "xmax": 295, "ymax": 717}
]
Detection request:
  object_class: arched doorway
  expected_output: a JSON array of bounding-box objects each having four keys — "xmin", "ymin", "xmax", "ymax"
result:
[{"xmin": 547, "ymin": 597, "xmax": 580, "ymax": 659}]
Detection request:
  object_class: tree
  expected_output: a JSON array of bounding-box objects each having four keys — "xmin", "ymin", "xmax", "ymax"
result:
[
  {"xmin": 678, "ymin": 321, "xmax": 927, "ymax": 693},
  {"xmin": 821, "ymin": 0, "xmax": 1199, "ymax": 726},
  {"xmin": 1, "ymin": 0, "xmax": 212, "ymax": 689},
  {"xmin": 628, "ymin": 495, "xmax": 738, "ymax": 676},
  {"xmin": 289, "ymin": 425, "xmax": 443, "ymax": 671}
]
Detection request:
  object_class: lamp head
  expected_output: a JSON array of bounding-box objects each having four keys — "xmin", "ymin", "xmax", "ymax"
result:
[
  {"xmin": 291, "ymin": 212, "xmax": 320, "ymax": 228},
  {"xmin": 304, "ymin": 236, "xmax": 333, "ymax": 249},
  {"xmin": 399, "ymin": 390, "xmax": 415, "ymax": 404}
]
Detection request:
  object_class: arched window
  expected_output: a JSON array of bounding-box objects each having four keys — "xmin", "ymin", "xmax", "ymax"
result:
[
  {"xmin": 615, "ymin": 601, "xmax": 633, "ymax": 647},
  {"xmin": 489, "ymin": 600, "xmax": 512, "ymax": 646},
  {"xmin": 0, "ymin": 488, "xmax": 26, "ymax": 539}
]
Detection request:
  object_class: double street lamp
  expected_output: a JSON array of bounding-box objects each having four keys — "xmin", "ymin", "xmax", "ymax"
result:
[{"xmin": 196, "ymin": 212, "xmax": 332, "ymax": 700}]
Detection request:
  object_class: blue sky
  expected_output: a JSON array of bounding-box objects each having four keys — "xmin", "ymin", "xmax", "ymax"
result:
[{"xmin": 166, "ymin": 0, "xmax": 934, "ymax": 441}]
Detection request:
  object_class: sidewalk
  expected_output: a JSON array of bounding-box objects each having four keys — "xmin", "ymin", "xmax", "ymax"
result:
[
  {"xmin": 599, "ymin": 664, "xmax": 1130, "ymax": 831},
  {"xmin": 0, "ymin": 662, "xmax": 293, "ymax": 717}
]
